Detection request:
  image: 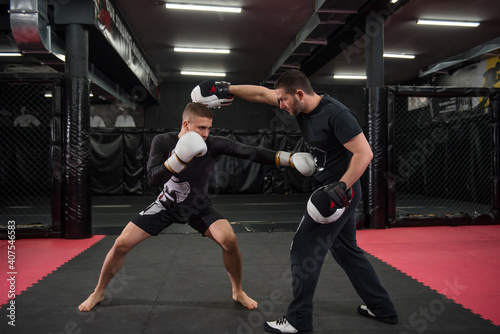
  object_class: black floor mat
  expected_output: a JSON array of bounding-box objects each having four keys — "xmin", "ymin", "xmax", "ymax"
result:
[{"xmin": 1, "ymin": 232, "xmax": 498, "ymax": 334}]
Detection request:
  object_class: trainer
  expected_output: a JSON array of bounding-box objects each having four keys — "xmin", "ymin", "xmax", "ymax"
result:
[{"xmin": 192, "ymin": 71, "xmax": 398, "ymax": 333}]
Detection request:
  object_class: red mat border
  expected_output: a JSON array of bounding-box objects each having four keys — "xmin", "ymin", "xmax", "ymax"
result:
[
  {"xmin": 0, "ymin": 235, "xmax": 106, "ymax": 307},
  {"xmin": 357, "ymin": 225, "xmax": 500, "ymax": 326}
]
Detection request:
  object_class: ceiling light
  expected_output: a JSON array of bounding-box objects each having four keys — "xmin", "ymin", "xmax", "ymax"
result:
[
  {"xmin": 181, "ymin": 71, "xmax": 226, "ymax": 77},
  {"xmin": 174, "ymin": 47, "xmax": 230, "ymax": 54},
  {"xmin": 384, "ymin": 53, "xmax": 415, "ymax": 59},
  {"xmin": 165, "ymin": 3, "xmax": 241, "ymax": 13},
  {"xmin": 390, "ymin": 0, "xmax": 399, "ymax": 3},
  {"xmin": 333, "ymin": 74, "xmax": 367, "ymax": 80},
  {"xmin": 0, "ymin": 52, "xmax": 22, "ymax": 56},
  {"xmin": 416, "ymin": 19, "xmax": 480, "ymax": 27},
  {"xmin": 45, "ymin": 91, "xmax": 94, "ymax": 97}
]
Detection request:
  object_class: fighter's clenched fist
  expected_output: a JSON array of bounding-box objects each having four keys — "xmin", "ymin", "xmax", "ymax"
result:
[{"xmin": 164, "ymin": 131, "xmax": 207, "ymax": 173}]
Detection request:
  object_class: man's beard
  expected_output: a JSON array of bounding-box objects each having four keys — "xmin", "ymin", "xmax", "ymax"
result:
[{"xmin": 287, "ymin": 97, "xmax": 305, "ymax": 117}]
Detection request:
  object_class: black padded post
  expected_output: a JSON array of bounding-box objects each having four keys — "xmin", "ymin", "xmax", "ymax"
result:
[
  {"xmin": 364, "ymin": 13, "xmax": 388, "ymax": 229},
  {"xmin": 61, "ymin": 24, "xmax": 92, "ymax": 239},
  {"xmin": 492, "ymin": 94, "xmax": 500, "ymax": 222}
]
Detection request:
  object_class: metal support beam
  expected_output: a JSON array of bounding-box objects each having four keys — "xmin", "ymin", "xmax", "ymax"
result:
[
  {"xmin": 366, "ymin": 14, "xmax": 384, "ymax": 88},
  {"xmin": 317, "ymin": 9, "xmax": 357, "ymax": 14},
  {"xmin": 301, "ymin": 0, "xmax": 411, "ymax": 76},
  {"xmin": 261, "ymin": 0, "xmax": 326, "ymax": 84}
]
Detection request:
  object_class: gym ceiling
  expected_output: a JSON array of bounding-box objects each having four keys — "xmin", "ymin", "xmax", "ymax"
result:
[{"xmin": 1, "ymin": 0, "xmax": 500, "ymax": 105}]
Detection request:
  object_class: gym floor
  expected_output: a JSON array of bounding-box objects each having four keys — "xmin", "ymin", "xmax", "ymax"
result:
[{"xmin": 1, "ymin": 194, "xmax": 499, "ymax": 333}]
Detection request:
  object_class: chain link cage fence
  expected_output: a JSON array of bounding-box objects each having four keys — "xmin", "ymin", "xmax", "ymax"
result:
[
  {"xmin": 0, "ymin": 82, "xmax": 54, "ymax": 231},
  {"xmin": 390, "ymin": 91, "xmax": 494, "ymax": 224}
]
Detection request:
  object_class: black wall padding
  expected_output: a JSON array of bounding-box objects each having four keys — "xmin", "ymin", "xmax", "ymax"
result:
[
  {"xmin": 223, "ymin": 131, "xmax": 273, "ymax": 194},
  {"xmin": 91, "ymin": 132, "xmax": 124, "ymax": 195},
  {"xmin": 123, "ymin": 133, "xmax": 144, "ymax": 194},
  {"xmin": 90, "ymin": 129, "xmax": 311, "ymax": 196}
]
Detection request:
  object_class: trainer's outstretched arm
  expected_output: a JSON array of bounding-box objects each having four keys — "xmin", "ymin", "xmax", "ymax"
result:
[{"xmin": 228, "ymin": 85, "xmax": 279, "ymax": 107}]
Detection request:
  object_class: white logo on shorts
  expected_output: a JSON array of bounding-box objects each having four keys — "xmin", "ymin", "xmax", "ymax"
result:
[{"xmin": 164, "ymin": 176, "xmax": 191, "ymax": 203}]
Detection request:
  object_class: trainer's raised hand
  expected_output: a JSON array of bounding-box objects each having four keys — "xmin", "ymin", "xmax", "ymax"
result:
[
  {"xmin": 164, "ymin": 132, "xmax": 207, "ymax": 173},
  {"xmin": 191, "ymin": 79, "xmax": 234, "ymax": 108}
]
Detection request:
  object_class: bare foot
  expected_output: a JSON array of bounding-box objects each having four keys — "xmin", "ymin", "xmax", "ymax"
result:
[
  {"xmin": 78, "ymin": 292, "xmax": 104, "ymax": 312},
  {"xmin": 233, "ymin": 290, "xmax": 258, "ymax": 310}
]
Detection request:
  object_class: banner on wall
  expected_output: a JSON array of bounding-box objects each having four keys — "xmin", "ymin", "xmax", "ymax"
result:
[
  {"xmin": 483, "ymin": 56, "xmax": 500, "ymax": 89},
  {"xmin": 94, "ymin": 0, "xmax": 159, "ymax": 98},
  {"xmin": 478, "ymin": 56, "xmax": 500, "ymax": 108},
  {"xmin": 430, "ymin": 56, "xmax": 500, "ymax": 114}
]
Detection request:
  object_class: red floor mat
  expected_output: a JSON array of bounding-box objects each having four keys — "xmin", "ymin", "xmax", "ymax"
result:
[
  {"xmin": 357, "ymin": 225, "xmax": 500, "ymax": 326},
  {"xmin": 0, "ymin": 235, "xmax": 106, "ymax": 307}
]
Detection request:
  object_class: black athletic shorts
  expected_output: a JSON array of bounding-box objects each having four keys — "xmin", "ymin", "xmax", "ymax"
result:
[{"xmin": 131, "ymin": 199, "xmax": 225, "ymax": 236}]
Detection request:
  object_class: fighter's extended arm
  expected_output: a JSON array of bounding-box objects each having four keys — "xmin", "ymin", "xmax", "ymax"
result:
[{"xmin": 212, "ymin": 137, "xmax": 315, "ymax": 176}]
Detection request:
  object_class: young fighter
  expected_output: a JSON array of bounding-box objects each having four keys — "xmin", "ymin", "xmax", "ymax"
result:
[{"xmin": 79, "ymin": 102, "xmax": 315, "ymax": 312}]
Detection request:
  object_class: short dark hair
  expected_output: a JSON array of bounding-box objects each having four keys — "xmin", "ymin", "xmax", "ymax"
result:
[
  {"xmin": 182, "ymin": 102, "xmax": 213, "ymax": 121},
  {"xmin": 274, "ymin": 69, "xmax": 314, "ymax": 96}
]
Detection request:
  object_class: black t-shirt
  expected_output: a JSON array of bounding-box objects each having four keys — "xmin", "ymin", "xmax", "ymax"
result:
[
  {"xmin": 296, "ymin": 93, "xmax": 362, "ymax": 187},
  {"xmin": 147, "ymin": 133, "xmax": 276, "ymax": 206}
]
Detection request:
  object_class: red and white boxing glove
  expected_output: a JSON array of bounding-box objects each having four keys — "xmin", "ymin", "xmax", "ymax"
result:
[
  {"xmin": 191, "ymin": 79, "xmax": 234, "ymax": 109},
  {"xmin": 164, "ymin": 132, "xmax": 207, "ymax": 173},
  {"xmin": 275, "ymin": 151, "xmax": 316, "ymax": 177},
  {"xmin": 307, "ymin": 181, "xmax": 353, "ymax": 224}
]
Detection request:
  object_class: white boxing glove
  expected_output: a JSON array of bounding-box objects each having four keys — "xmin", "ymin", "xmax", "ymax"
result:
[
  {"xmin": 275, "ymin": 151, "xmax": 316, "ymax": 177},
  {"xmin": 164, "ymin": 132, "xmax": 207, "ymax": 173},
  {"xmin": 191, "ymin": 79, "xmax": 234, "ymax": 109}
]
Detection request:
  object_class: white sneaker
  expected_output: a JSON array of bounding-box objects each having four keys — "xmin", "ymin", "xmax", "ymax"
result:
[{"xmin": 264, "ymin": 316, "xmax": 298, "ymax": 333}]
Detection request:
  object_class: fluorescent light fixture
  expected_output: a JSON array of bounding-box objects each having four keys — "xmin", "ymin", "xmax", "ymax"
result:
[
  {"xmin": 333, "ymin": 74, "xmax": 367, "ymax": 80},
  {"xmin": 416, "ymin": 19, "xmax": 480, "ymax": 27},
  {"xmin": 0, "ymin": 52, "xmax": 22, "ymax": 56},
  {"xmin": 181, "ymin": 71, "xmax": 226, "ymax": 77},
  {"xmin": 166, "ymin": 3, "xmax": 241, "ymax": 13},
  {"xmin": 174, "ymin": 47, "xmax": 230, "ymax": 54},
  {"xmin": 45, "ymin": 91, "xmax": 94, "ymax": 97},
  {"xmin": 384, "ymin": 53, "xmax": 415, "ymax": 59}
]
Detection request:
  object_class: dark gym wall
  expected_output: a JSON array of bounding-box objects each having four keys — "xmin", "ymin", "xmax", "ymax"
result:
[{"xmin": 145, "ymin": 81, "xmax": 365, "ymax": 130}]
